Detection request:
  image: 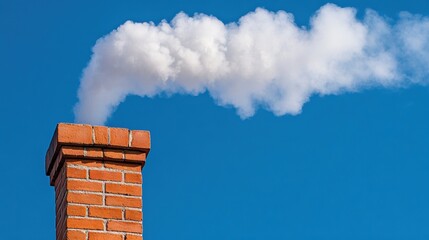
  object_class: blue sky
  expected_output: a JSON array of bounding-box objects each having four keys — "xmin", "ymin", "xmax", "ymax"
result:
[{"xmin": 1, "ymin": 0, "xmax": 429, "ymax": 239}]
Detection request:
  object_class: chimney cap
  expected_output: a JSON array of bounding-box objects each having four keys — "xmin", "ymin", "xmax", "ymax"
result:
[{"xmin": 45, "ymin": 123, "xmax": 151, "ymax": 177}]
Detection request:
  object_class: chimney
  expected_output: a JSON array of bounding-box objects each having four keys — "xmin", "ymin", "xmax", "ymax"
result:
[{"xmin": 45, "ymin": 123, "xmax": 150, "ymax": 240}]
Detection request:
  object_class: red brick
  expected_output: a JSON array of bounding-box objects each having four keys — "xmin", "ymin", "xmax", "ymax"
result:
[
  {"xmin": 67, "ymin": 167, "xmax": 87, "ymax": 179},
  {"xmin": 93, "ymin": 126, "xmax": 108, "ymax": 145},
  {"xmin": 67, "ymin": 159, "xmax": 103, "ymax": 168},
  {"xmin": 67, "ymin": 179, "xmax": 103, "ymax": 192},
  {"xmin": 62, "ymin": 146, "xmax": 84, "ymax": 158},
  {"xmin": 110, "ymin": 128, "xmax": 129, "ymax": 147},
  {"xmin": 125, "ymin": 209, "xmax": 142, "ymax": 221},
  {"xmin": 67, "ymin": 218, "xmax": 104, "ymax": 230},
  {"xmin": 105, "ymin": 196, "xmax": 142, "ymax": 208},
  {"xmin": 125, "ymin": 150, "xmax": 146, "ymax": 162},
  {"xmin": 57, "ymin": 123, "xmax": 92, "ymax": 145},
  {"xmin": 67, "ymin": 192, "xmax": 103, "ymax": 205},
  {"xmin": 125, "ymin": 235, "xmax": 141, "ymax": 240},
  {"xmin": 86, "ymin": 147, "xmax": 103, "ymax": 158},
  {"xmin": 104, "ymin": 149, "xmax": 124, "ymax": 160},
  {"xmin": 89, "ymin": 232, "xmax": 123, "ymax": 240},
  {"xmin": 107, "ymin": 220, "xmax": 142, "ymax": 233},
  {"xmin": 67, "ymin": 205, "xmax": 86, "ymax": 217},
  {"xmin": 67, "ymin": 230, "xmax": 86, "ymax": 240},
  {"xmin": 89, "ymin": 206, "xmax": 122, "ymax": 219},
  {"xmin": 105, "ymin": 162, "xmax": 141, "ymax": 172},
  {"xmin": 106, "ymin": 183, "xmax": 142, "ymax": 196},
  {"xmin": 90, "ymin": 169, "xmax": 122, "ymax": 182},
  {"xmin": 131, "ymin": 130, "xmax": 150, "ymax": 149},
  {"xmin": 125, "ymin": 173, "xmax": 142, "ymax": 184}
]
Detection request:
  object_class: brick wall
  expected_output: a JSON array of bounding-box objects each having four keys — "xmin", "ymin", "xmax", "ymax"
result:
[{"xmin": 46, "ymin": 123, "xmax": 150, "ymax": 240}]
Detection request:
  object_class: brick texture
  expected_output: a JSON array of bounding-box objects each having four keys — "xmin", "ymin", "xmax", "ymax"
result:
[{"xmin": 46, "ymin": 123, "xmax": 150, "ymax": 240}]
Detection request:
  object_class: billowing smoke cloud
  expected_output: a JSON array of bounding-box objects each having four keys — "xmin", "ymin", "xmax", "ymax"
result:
[{"xmin": 74, "ymin": 4, "xmax": 429, "ymax": 124}]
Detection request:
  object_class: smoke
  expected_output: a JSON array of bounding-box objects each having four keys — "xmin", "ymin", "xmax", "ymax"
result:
[{"xmin": 74, "ymin": 4, "xmax": 429, "ymax": 124}]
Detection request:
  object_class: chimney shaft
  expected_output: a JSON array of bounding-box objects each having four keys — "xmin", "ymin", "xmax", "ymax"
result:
[{"xmin": 45, "ymin": 123, "xmax": 150, "ymax": 240}]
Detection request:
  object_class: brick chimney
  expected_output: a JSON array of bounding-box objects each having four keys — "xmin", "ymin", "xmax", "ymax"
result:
[{"xmin": 45, "ymin": 123, "xmax": 150, "ymax": 240}]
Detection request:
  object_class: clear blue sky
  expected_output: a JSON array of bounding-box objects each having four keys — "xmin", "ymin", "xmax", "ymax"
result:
[{"xmin": 1, "ymin": 0, "xmax": 429, "ymax": 239}]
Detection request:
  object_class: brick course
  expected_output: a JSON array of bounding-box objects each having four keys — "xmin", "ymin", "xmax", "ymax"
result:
[{"xmin": 46, "ymin": 123, "xmax": 150, "ymax": 240}]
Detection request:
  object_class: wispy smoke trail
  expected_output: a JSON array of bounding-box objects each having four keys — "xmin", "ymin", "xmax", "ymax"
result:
[{"xmin": 74, "ymin": 4, "xmax": 429, "ymax": 124}]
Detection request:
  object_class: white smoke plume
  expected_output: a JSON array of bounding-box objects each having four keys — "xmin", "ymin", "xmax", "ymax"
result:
[{"xmin": 74, "ymin": 3, "xmax": 429, "ymax": 124}]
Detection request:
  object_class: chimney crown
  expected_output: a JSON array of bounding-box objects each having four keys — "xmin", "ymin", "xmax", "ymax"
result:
[{"xmin": 45, "ymin": 123, "xmax": 150, "ymax": 185}]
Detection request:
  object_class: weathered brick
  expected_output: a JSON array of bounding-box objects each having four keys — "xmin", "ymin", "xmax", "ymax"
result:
[
  {"xmin": 67, "ymin": 159, "xmax": 103, "ymax": 168},
  {"xmin": 67, "ymin": 167, "xmax": 87, "ymax": 179},
  {"xmin": 125, "ymin": 209, "xmax": 142, "ymax": 221},
  {"xmin": 89, "ymin": 232, "xmax": 123, "ymax": 240},
  {"xmin": 67, "ymin": 192, "xmax": 103, "ymax": 205},
  {"xmin": 107, "ymin": 220, "xmax": 142, "ymax": 233},
  {"xmin": 89, "ymin": 206, "xmax": 122, "ymax": 219},
  {"xmin": 106, "ymin": 183, "xmax": 142, "ymax": 196},
  {"xmin": 110, "ymin": 127, "xmax": 129, "ymax": 147},
  {"xmin": 57, "ymin": 123, "xmax": 93, "ymax": 145},
  {"xmin": 125, "ymin": 150, "xmax": 146, "ymax": 162},
  {"xmin": 104, "ymin": 149, "xmax": 124, "ymax": 160},
  {"xmin": 67, "ymin": 205, "xmax": 86, "ymax": 217},
  {"xmin": 67, "ymin": 218, "xmax": 104, "ymax": 230},
  {"xmin": 131, "ymin": 130, "xmax": 150, "ymax": 149},
  {"xmin": 93, "ymin": 126, "xmax": 108, "ymax": 145},
  {"xmin": 125, "ymin": 234, "xmax": 142, "ymax": 240},
  {"xmin": 125, "ymin": 173, "xmax": 142, "ymax": 184},
  {"xmin": 86, "ymin": 147, "xmax": 103, "ymax": 158},
  {"xmin": 90, "ymin": 169, "xmax": 122, "ymax": 182},
  {"xmin": 105, "ymin": 196, "xmax": 142, "ymax": 208},
  {"xmin": 67, "ymin": 230, "xmax": 86, "ymax": 240},
  {"xmin": 62, "ymin": 146, "xmax": 85, "ymax": 158},
  {"xmin": 105, "ymin": 162, "xmax": 141, "ymax": 172},
  {"xmin": 67, "ymin": 179, "xmax": 103, "ymax": 192}
]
